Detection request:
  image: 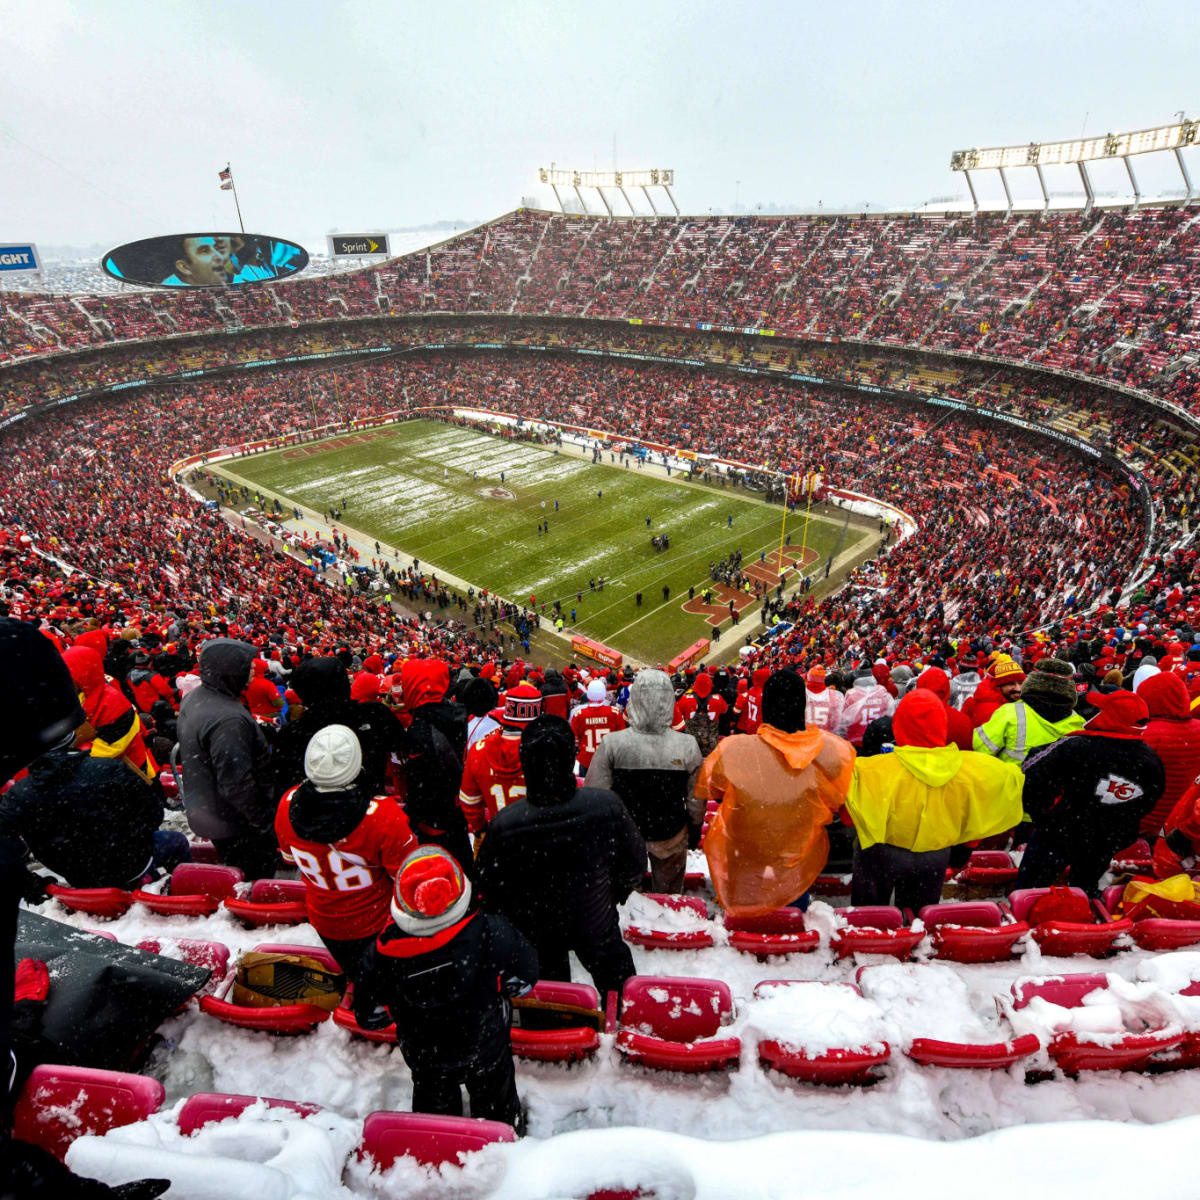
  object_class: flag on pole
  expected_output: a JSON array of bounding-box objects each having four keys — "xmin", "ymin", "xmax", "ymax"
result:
[{"xmin": 219, "ymin": 167, "xmax": 233, "ymax": 191}]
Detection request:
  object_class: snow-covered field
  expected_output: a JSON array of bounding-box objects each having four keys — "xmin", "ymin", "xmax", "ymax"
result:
[{"xmin": 31, "ymin": 851, "xmax": 1200, "ymax": 1198}]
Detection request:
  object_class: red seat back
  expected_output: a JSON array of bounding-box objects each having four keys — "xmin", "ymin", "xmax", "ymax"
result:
[
  {"xmin": 620, "ymin": 976, "xmax": 733, "ymax": 1041},
  {"xmin": 840, "ymin": 906, "xmax": 902, "ymax": 930},
  {"xmin": 967, "ymin": 850, "xmax": 1014, "ymax": 869},
  {"xmin": 1008, "ymin": 886, "xmax": 1092, "ymax": 924},
  {"xmin": 170, "ymin": 863, "xmax": 243, "ymax": 900},
  {"xmin": 528, "ymin": 979, "xmax": 601, "ymax": 1010},
  {"xmin": 250, "ymin": 878, "xmax": 308, "ymax": 904},
  {"xmin": 178, "ymin": 1092, "xmax": 321, "ymax": 1135},
  {"xmin": 919, "ymin": 901, "xmax": 1003, "ymax": 929},
  {"xmin": 137, "ymin": 937, "xmax": 231, "ymax": 978},
  {"xmin": 639, "ymin": 894, "xmax": 708, "ymax": 919},
  {"xmin": 13, "ymin": 1065, "xmax": 164, "ymax": 1159},
  {"xmin": 360, "ymin": 1111, "xmax": 516, "ymax": 1169},
  {"xmin": 1010, "ymin": 973, "xmax": 1109, "ymax": 1010},
  {"xmin": 725, "ymin": 908, "xmax": 809, "ymax": 935}
]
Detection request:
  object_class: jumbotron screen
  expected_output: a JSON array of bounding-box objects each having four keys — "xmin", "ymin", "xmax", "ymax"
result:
[{"xmin": 101, "ymin": 232, "xmax": 308, "ymax": 288}]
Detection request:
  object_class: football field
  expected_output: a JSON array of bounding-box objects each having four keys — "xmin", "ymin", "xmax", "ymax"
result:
[{"xmin": 219, "ymin": 418, "xmax": 861, "ymax": 664}]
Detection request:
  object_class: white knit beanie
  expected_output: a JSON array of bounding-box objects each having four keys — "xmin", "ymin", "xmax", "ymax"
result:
[
  {"xmin": 304, "ymin": 724, "xmax": 362, "ymax": 791},
  {"xmin": 586, "ymin": 679, "xmax": 607, "ymax": 703}
]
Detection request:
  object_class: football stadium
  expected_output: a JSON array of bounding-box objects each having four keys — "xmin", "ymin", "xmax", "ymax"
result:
[{"xmin": 4, "ymin": 3, "xmax": 1200, "ymax": 1196}]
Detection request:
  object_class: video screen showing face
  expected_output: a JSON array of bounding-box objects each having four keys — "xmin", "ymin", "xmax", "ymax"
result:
[{"xmin": 101, "ymin": 233, "xmax": 309, "ymax": 288}]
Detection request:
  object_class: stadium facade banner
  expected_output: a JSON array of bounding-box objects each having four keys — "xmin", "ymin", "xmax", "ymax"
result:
[
  {"xmin": 101, "ymin": 233, "xmax": 308, "ymax": 288},
  {"xmin": 327, "ymin": 234, "xmax": 390, "ymax": 257},
  {"xmin": 0, "ymin": 243, "xmax": 40, "ymax": 273}
]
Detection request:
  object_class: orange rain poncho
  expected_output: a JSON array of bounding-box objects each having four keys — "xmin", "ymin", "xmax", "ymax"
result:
[{"xmin": 697, "ymin": 724, "xmax": 855, "ymax": 917}]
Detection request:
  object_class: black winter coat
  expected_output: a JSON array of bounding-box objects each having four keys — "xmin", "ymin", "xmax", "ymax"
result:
[
  {"xmin": 177, "ymin": 639, "xmax": 273, "ymax": 840},
  {"xmin": 359, "ymin": 908, "xmax": 537, "ymax": 1072},
  {"xmin": 477, "ymin": 786, "xmax": 645, "ymax": 954},
  {"xmin": 402, "ymin": 702, "xmax": 471, "ymax": 851},
  {"xmin": 0, "ymin": 749, "xmax": 163, "ymax": 887}
]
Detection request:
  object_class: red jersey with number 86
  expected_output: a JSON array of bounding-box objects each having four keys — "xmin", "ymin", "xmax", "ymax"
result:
[{"xmin": 275, "ymin": 788, "xmax": 418, "ymax": 939}]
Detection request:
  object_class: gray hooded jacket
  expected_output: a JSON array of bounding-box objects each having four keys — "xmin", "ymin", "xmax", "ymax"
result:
[
  {"xmin": 177, "ymin": 638, "xmax": 273, "ymax": 840},
  {"xmin": 584, "ymin": 669, "xmax": 703, "ymax": 841}
]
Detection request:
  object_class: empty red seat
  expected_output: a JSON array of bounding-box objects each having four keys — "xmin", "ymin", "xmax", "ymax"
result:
[
  {"xmin": 133, "ymin": 863, "xmax": 244, "ymax": 916},
  {"xmin": 511, "ymin": 980, "xmax": 602, "ymax": 1063},
  {"xmin": 359, "ymin": 1111, "xmax": 516, "ymax": 1170},
  {"xmin": 753, "ymin": 981, "xmax": 890, "ymax": 1084},
  {"xmin": 810, "ymin": 874, "xmax": 851, "ymax": 896},
  {"xmin": 136, "ymin": 937, "xmax": 231, "ymax": 1000},
  {"xmin": 1007, "ymin": 888, "xmax": 1131, "ymax": 957},
  {"xmin": 830, "ymin": 906, "xmax": 923, "ymax": 960},
  {"xmin": 724, "ymin": 908, "xmax": 819, "ymax": 957},
  {"xmin": 906, "ymin": 1035, "xmax": 1040, "ymax": 1069},
  {"xmin": 198, "ymin": 942, "xmax": 341, "ymax": 1034},
  {"xmin": 13, "ymin": 1065, "xmax": 164, "ymax": 1160},
  {"xmin": 1110, "ymin": 839, "xmax": 1154, "ymax": 874},
  {"xmin": 45, "ymin": 884, "xmax": 132, "ymax": 920},
  {"xmin": 177, "ymin": 1092, "xmax": 322, "ymax": 1135},
  {"xmin": 919, "ymin": 901, "xmax": 1028, "ymax": 963},
  {"xmin": 223, "ymin": 878, "xmax": 309, "ymax": 927},
  {"xmin": 616, "ymin": 976, "xmax": 740, "ymax": 1072},
  {"xmin": 624, "ymin": 894, "xmax": 713, "ymax": 950},
  {"xmin": 1098, "ymin": 884, "xmax": 1200, "ymax": 951},
  {"xmin": 955, "ymin": 850, "xmax": 1019, "ymax": 887},
  {"xmin": 189, "ymin": 840, "xmax": 222, "ymax": 864}
]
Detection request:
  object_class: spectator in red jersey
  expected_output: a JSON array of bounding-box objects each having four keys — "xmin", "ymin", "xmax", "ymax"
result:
[
  {"xmin": 126, "ymin": 649, "xmax": 177, "ymax": 714},
  {"xmin": 733, "ymin": 668, "xmax": 770, "ymax": 734},
  {"xmin": 672, "ymin": 671, "xmax": 727, "ymax": 757},
  {"xmin": 276, "ymin": 725, "xmax": 417, "ymax": 983},
  {"xmin": 459, "ymin": 684, "xmax": 542, "ymax": 835},
  {"xmin": 242, "ymin": 658, "xmax": 284, "ymax": 724},
  {"xmin": 963, "ymin": 658, "xmax": 1025, "ymax": 728},
  {"xmin": 570, "ymin": 679, "xmax": 627, "ymax": 774},
  {"xmin": 1137, "ymin": 672, "xmax": 1200, "ymax": 839},
  {"xmin": 804, "ymin": 665, "xmax": 844, "ymax": 733}
]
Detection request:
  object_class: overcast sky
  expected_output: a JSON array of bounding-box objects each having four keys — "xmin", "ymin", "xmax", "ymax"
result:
[{"xmin": 4, "ymin": 0, "xmax": 1199, "ymax": 250}]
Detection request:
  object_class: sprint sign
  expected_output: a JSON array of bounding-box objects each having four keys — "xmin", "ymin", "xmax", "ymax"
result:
[{"xmin": 0, "ymin": 244, "xmax": 40, "ymax": 274}]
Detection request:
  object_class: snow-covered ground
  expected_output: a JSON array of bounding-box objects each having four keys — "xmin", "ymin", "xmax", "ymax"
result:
[{"xmin": 32, "ymin": 853, "xmax": 1200, "ymax": 1198}]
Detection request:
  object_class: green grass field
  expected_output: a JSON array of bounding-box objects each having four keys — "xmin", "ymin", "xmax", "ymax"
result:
[{"xmin": 221, "ymin": 419, "xmax": 853, "ymax": 664}]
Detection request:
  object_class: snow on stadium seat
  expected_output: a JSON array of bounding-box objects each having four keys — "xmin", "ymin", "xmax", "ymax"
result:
[
  {"xmin": 177, "ymin": 1092, "xmax": 322, "ymax": 1135},
  {"xmin": 830, "ymin": 906, "xmax": 923, "ymax": 960},
  {"xmin": 13, "ymin": 1065, "xmax": 164, "ymax": 1160},
  {"xmin": 1110, "ymin": 839, "xmax": 1154, "ymax": 875},
  {"xmin": 132, "ymin": 863, "xmax": 244, "ymax": 917},
  {"xmin": 752, "ymin": 980, "xmax": 891, "ymax": 1084},
  {"xmin": 135, "ymin": 937, "xmax": 231, "ymax": 999},
  {"xmin": 45, "ymin": 884, "xmax": 132, "ymax": 920},
  {"xmin": 724, "ymin": 908, "xmax": 820, "ymax": 957},
  {"xmin": 198, "ymin": 942, "xmax": 340, "ymax": 1034},
  {"xmin": 1008, "ymin": 974, "xmax": 1183, "ymax": 1072},
  {"xmin": 358, "ymin": 1111, "xmax": 516, "ymax": 1170},
  {"xmin": 510, "ymin": 980, "xmax": 603, "ymax": 1063},
  {"xmin": 623, "ymin": 893, "xmax": 713, "ymax": 950},
  {"xmin": 222, "ymin": 877, "xmax": 308, "ymax": 927},
  {"xmin": 616, "ymin": 976, "xmax": 740, "ymax": 1072},
  {"xmin": 1099, "ymin": 884, "xmax": 1200, "ymax": 951},
  {"xmin": 1007, "ymin": 887, "xmax": 1131, "ymax": 957},
  {"xmin": 919, "ymin": 901, "xmax": 1028, "ymax": 963},
  {"xmin": 954, "ymin": 850, "xmax": 1019, "ymax": 888}
]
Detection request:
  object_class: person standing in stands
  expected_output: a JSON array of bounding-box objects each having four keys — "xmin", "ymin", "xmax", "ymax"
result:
[
  {"xmin": 478, "ymin": 716, "xmax": 644, "ymax": 996},
  {"xmin": 972, "ymin": 660, "xmax": 1083, "ymax": 764},
  {"xmin": 459, "ymin": 684, "xmax": 542, "ymax": 835},
  {"xmin": 586, "ymin": 669, "xmax": 703, "ymax": 893},
  {"xmin": 357, "ymin": 847, "xmax": 537, "ymax": 1132},
  {"xmin": 62, "ymin": 645, "xmax": 155, "ymax": 780},
  {"xmin": 178, "ymin": 638, "xmax": 277, "ymax": 878},
  {"xmin": 963, "ymin": 656, "xmax": 1024, "ymax": 727},
  {"xmin": 846, "ymin": 690, "xmax": 1024, "ymax": 909},
  {"xmin": 1137, "ymin": 671, "xmax": 1200, "ymax": 839},
  {"xmin": 570, "ymin": 679, "xmax": 627, "ymax": 775}
]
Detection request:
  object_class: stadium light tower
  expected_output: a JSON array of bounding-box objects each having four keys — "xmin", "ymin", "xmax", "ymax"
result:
[
  {"xmin": 950, "ymin": 118, "xmax": 1199, "ymax": 214},
  {"xmin": 537, "ymin": 168, "xmax": 678, "ymax": 216}
]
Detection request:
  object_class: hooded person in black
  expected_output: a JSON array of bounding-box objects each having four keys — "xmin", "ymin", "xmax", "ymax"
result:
[
  {"xmin": 177, "ymin": 638, "xmax": 276, "ymax": 878},
  {"xmin": 270, "ymin": 657, "xmax": 406, "ymax": 801},
  {"xmin": 356, "ymin": 846, "xmax": 537, "ymax": 1131},
  {"xmin": 478, "ymin": 716, "xmax": 645, "ymax": 997}
]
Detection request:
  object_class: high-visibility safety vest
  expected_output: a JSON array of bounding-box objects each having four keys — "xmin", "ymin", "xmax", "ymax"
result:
[{"xmin": 973, "ymin": 700, "xmax": 1083, "ymax": 764}]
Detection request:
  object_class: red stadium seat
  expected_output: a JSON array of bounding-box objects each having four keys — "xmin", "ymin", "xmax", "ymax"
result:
[
  {"xmin": 906, "ymin": 1035, "xmax": 1040, "ymax": 1070},
  {"xmin": 332, "ymin": 984, "xmax": 397, "ymax": 1044},
  {"xmin": 724, "ymin": 908, "xmax": 820, "ymax": 957},
  {"xmin": 178, "ymin": 1092, "xmax": 322, "ymax": 1135},
  {"xmin": 1099, "ymin": 884, "xmax": 1200, "ymax": 950},
  {"xmin": 616, "ymin": 976, "xmax": 740, "ymax": 1072},
  {"xmin": 830, "ymin": 906, "xmax": 923, "ymax": 960},
  {"xmin": 955, "ymin": 850, "xmax": 1019, "ymax": 887},
  {"xmin": 359, "ymin": 1111, "xmax": 516, "ymax": 1170},
  {"xmin": 223, "ymin": 877, "xmax": 309, "ymax": 927},
  {"xmin": 13, "ymin": 1065, "xmax": 164, "ymax": 1160},
  {"xmin": 511, "ymin": 981, "xmax": 602, "ymax": 1063},
  {"xmin": 45, "ymin": 884, "xmax": 132, "ymax": 920},
  {"xmin": 136, "ymin": 937, "xmax": 231, "ymax": 999},
  {"xmin": 133, "ymin": 863, "xmax": 244, "ymax": 916},
  {"xmin": 198, "ymin": 942, "xmax": 341, "ymax": 1034},
  {"xmin": 919, "ymin": 901, "xmax": 1028, "ymax": 963},
  {"xmin": 624, "ymin": 894, "xmax": 713, "ymax": 950},
  {"xmin": 1007, "ymin": 888, "xmax": 1131, "ymax": 957}
]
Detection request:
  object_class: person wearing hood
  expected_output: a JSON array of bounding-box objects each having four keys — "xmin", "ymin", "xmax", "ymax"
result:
[
  {"xmin": 1137, "ymin": 672, "xmax": 1200, "ymax": 838},
  {"xmin": 270, "ymin": 656, "xmax": 405, "ymax": 801},
  {"xmin": 586, "ymin": 669, "xmax": 703, "ymax": 893},
  {"xmin": 963, "ymin": 657, "xmax": 1025, "ymax": 727},
  {"xmin": 400, "ymin": 658, "xmax": 473, "ymax": 874},
  {"xmin": 973, "ymin": 661, "xmax": 1084, "ymax": 765},
  {"xmin": 672, "ymin": 671, "xmax": 727, "ymax": 757},
  {"xmin": 859, "ymin": 667, "xmax": 975, "ymax": 757},
  {"xmin": 846, "ymin": 690, "xmax": 1024, "ymax": 909},
  {"xmin": 126, "ymin": 650, "xmax": 177, "ymax": 714},
  {"xmin": 804, "ymin": 665, "xmax": 844, "ymax": 734},
  {"xmin": 1131, "ymin": 659, "xmax": 1160, "ymax": 694},
  {"xmin": 275, "ymin": 726, "xmax": 417, "ymax": 981},
  {"xmin": 178, "ymin": 638, "xmax": 276, "ymax": 878},
  {"xmin": 460, "ymin": 685, "xmax": 542, "ymax": 835},
  {"xmin": 836, "ymin": 666, "xmax": 894, "ymax": 747},
  {"xmin": 456, "ymin": 674, "xmax": 501, "ymax": 744},
  {"xmin": 538, "ymin": 668, "xmax": 570, "ymax": 720},
  {"xmin": 1153, "ymin": 775, "xmax": 1200, "ymax": 879},
  {"xmin": 570, "ymin": 678, "xmax": 627, "ymax": 774},
  {"xmin": 948, "ymin": 656, "xmax": 984, "ymax": 712},
  {"xmin": 697, "ymin": 668, "xmax": 855, "ymax": 917},
  {"xmin": 1017, "ymin": 690, "xmax": 1165, "ymax": 894},
  {"xmin": 62, "ymin": 644, "xmax": 154, "ymax": 780},
  {"xmin": 356, "ymin": 846, "xmax": 537, "ymax": 1131},
  {"xmin": 477, "ymin": 716, "xmax": 644, "ymax": 995}
]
